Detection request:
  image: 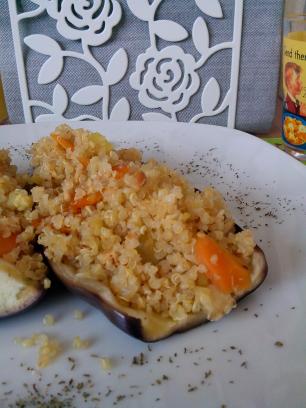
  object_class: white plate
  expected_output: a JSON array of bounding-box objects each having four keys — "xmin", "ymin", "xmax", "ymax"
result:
[{"xmin": 0, "ymin": 121, "xmax": 305, "ymax": 408}]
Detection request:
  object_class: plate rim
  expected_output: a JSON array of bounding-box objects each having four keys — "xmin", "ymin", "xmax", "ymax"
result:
[{"xmin": 1, "ymin": 120, "xmax": 305, "ymax": 171}]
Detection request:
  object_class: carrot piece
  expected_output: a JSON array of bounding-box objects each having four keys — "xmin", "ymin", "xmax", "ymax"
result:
[
  {"xmin": 59, "ymin": 226, "xmax": 71, "ymax": 234},
  {"xmin": 52, "ymin": 133, "xmax": 74, "ymax": 151},
  {"xmin": 78, "ymin": 155, "xmax": 90, "ymax": 167},
  {"xmin": 195, "ymin": 235, "xmax": 251, "ymax": 294},
  {"xmin": 0, "ymin": 233, "xmax": 18, "ymax": 256},
  {"xmin": 112, "ymin": 164, "xmax": 130, "ymax": 179},
  {"xmin": 32, "ymin": 217, "xmax": 44, "ymax": 228},
  {"xmin": 70, "ymin": 192, "xmax": 102, "ymax": 211}
]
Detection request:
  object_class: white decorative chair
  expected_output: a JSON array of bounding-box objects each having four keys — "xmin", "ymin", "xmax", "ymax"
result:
[{"xmin": 1, "ymin": 0, "xmax": 283, "ymax": 132}]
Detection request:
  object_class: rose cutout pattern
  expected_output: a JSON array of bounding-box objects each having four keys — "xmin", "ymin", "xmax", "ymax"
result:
[
  {"xmin": 57, "ymin": 0, "xmax": 122, "ymax": 46},
  {"xmin": 130, "ymin": 46, "xmax": 200, "ymax": 115},
  {"xmin": 14, "ymin": 0, "xmax": 242, "ymax": 125}
]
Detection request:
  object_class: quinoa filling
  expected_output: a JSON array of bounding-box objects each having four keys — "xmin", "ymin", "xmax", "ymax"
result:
[{"xmin": 28, "ymin": 125, "xmax": 256, "ymax": 322}]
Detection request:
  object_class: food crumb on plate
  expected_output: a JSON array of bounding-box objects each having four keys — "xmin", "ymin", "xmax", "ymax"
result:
[
  {"xmin": 73, "ymin": 310, "xmax": 84, "ymax": 320},
  {"xmin": 43, "ymin": 314, "xmax": 55, "ymax": 326},
  {"xmin": 72, "ymin": 336, "xmax": 90, "ymax": 350},
  {"xmin": 99, "ymin": 357, "xmax": 112, "ymax": 371}
]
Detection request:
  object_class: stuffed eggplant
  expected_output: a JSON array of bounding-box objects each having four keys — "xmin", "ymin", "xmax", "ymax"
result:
[
  {"xmin": 0, "ymin": 150, "xmax": 48, "ymax": 318},
  {"xmin": 29, "ymin": 125, "xmax": 267, "ymax": 341}
]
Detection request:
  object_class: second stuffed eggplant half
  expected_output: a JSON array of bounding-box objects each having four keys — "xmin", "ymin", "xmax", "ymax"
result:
[
  {"xmin": 0, "ymin": 259, "xmax": 45, "ymax": 318},
  {"xmin": 0, "ymin": 150, "xmax": 48, "ymax": 318},
  {"xmin": 30, "ymin": 125, "xmax": 268, "ymax": 342}
]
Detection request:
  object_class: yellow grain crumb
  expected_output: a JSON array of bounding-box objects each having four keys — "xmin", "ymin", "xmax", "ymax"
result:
[
  {"xmin": 14, "ymin": 336, "xmax": 36, "ymax": 348},
  {"xmin": 43, "ymin": 314, "xmax": 55, "ymax": 326},
  {"xmin": 43, "ymin": 278, "xmax": 51, "ymax": 289},
  {"xmin": 34, "ymin": 333, "xmax": 49, "ymax": 344},
  {"xmin": 22, "ymin": 338, "xmax": 36, "ymax": 348},
  {"xmin": 72, "ymin": 336, "xmax": 90, "ymax": 350},
  {"xmin": 14, "ymin": 333, "xmax": 61, "ymax": 368},
  {"xmin": 99, "ymin": 357, "xmax": 112, "ymax": 371},
  {"xmin": 37, "ymin": 338, "xmax": 61, "ymax": 369},
  {"xmin": 73, "ymin": 310, "xmax": 84, "ymax": 320}
]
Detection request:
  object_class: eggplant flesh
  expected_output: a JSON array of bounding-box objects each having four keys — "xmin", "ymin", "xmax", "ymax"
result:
[
  {"xmin": 50, "ymin": 231, "xmax": 268, "ymax": 342},
  {"xmin": 0, "ymin": 260, "xmax": 45, "ymax": 319}
]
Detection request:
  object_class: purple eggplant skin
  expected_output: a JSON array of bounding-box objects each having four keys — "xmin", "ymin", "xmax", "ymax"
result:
[
  {"xmin": 57, "ymin": 281, "xmax": 145, "ymax": 340},
  {"xmin": 50, "ymin": 236, "xmax": 268, "ymax": 342},
  {"xmin": 0, "ymin": 286, "xmax": 45, "ymax": 319}
]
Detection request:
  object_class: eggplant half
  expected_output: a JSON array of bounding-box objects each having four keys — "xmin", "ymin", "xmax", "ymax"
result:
[
  {"xmin": 0, "ymin": 259, "xmax": 45, "ymax": 319},
  {"xmin": 50, "ymin": 228, "xmax": 267, "ymax": 342}
]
